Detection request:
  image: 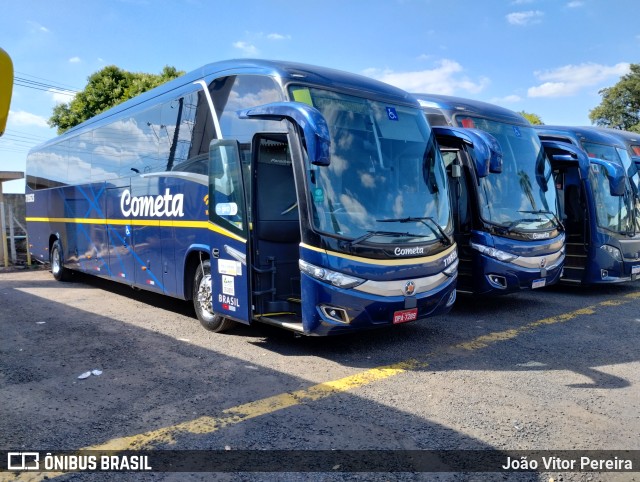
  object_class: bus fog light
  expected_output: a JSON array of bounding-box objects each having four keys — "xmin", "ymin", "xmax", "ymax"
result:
[
  {"xmin": 487, "ymin": 274, "xmax": 507, "ymax": 289},
  {"xmin": 320, "ymin": 305, "xmax": 350, "ymax": 323},
  {"xmin": 601, "ymin": 269, "xmax": 609, "ymax": 279}
]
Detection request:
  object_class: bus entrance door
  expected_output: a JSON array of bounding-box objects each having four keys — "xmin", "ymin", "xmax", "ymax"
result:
[
  {"xmin": 208, "ymin": 140, "xmax": 252, "ymax": 325},
  {"xmin": 250, "ymin": 136, "xmax": 302, "ymax": 321}
]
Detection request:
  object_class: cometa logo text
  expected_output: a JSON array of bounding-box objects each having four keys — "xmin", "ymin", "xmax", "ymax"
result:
[
  {"xmin": 120, "ymin": 189, "xmax": 185, "ymax": 218},
  {"xmin": 394, "ymin": 246, "xmax": 425, "ymax": 256}
]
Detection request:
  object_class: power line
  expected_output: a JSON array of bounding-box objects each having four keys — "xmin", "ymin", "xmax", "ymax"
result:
[
  {"xmin": 14, "ymin": 76, "xmax": 78, "ymax": 95},
  {"xmin": 3, "ymin": 129, "xmax": 50, "ymax": 142},
  {"xmin": 14, "ymin": 71, "xmax": 82, "ymax": 92}
]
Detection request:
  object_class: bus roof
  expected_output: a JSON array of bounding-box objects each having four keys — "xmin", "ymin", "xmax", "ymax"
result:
[
  {"xmin": 586, "ymin": 126, "xmax": 640, "ymax": 145},
  {"xmin": 47, "ymin": 59, "xmax": 417, "ymax": 144},
  {"xmin": 534, "ymin": 125, "xmax": 627, "ymax": 149},
  {"xmin": 411, "ymin": 93, "xmax": 530, "ymax": 126}
]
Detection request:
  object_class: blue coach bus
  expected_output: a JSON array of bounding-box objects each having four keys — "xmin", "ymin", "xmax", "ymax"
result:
[
  {"xmin": 413, "ymin": 94, "xmax": 565, "ymax": 295},
  {"xmin": 593, "ymin": 127, "xmax": 640, "ymax": 172},
  {"xmin": 535, "ymin": 126, "xmax": 640, "ymax": 284},
  {"xmin": 25, "ymin": 59, "xmax": 473, "ymax": 336}
]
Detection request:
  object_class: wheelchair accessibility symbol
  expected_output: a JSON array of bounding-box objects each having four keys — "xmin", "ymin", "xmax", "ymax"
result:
[{"xmin": 386, "ymin": 107, "xmax": 399, "ymax": 121}]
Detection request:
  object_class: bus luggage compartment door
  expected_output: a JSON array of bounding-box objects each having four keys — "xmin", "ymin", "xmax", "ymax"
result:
[{"xmin": 106, "ymin": 183, "xmax": 136, "ymax": 284}]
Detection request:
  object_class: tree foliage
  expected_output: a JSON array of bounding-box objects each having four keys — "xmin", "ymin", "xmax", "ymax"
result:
[
  {"xmin": 589, "ymin": 64, "xmax": 640, "ymax": 133},
  {"xmin": 49, "ymin": 65, "xmax": 184, "ymax": 134},
  {"xmin": 519, "ymin": 111, "xmax": 544, "ymax": 125}
]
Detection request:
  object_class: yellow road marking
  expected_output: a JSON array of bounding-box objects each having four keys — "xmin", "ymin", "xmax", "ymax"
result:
[{"xmin": 3, "ymin": 291, "xmax": 638, "ymax": 481}]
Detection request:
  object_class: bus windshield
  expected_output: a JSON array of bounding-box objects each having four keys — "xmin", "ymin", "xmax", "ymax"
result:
[
  {"xmin": 457, "ymin": 117, "xmax": 559, "ymax": 232},
  {"xmin": 589, "ymin": 163, "xmax": 638, "ymax": 234},
  {"xmin": 617, "ymin": 147, "xmax": 640, "ymax": 234},
  {"xmin": 289, "ymin": 86, "xmax": 451, "ymax": 244},
  {"xmin": 584, "ymin": 142, "xmax": 639, "ymax": 234}
]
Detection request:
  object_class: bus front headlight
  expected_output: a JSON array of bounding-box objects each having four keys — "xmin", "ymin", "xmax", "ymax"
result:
[
  {"xmin": 601, "ymin": 244, "xmax": 623, "ymax": 262},
  {"xmin": 299, "ymin": 260, "xmax": 365, "ymax": 289},
  {"xmin": 470, "ymin": 242, "xmax": 518, "ymax": 263}
]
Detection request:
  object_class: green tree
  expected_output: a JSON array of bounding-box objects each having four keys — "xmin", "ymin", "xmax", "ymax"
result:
[
  {"xmin": 589, "ymin": 64, "xmax": 640, "ymax": 133},
  {"xmin": 49, "ymin": 65, "xmax": 184, "ymax": 134},
  {"xmin": 519, "ymin": 111, "xmax": 544, "ymax": 125}
]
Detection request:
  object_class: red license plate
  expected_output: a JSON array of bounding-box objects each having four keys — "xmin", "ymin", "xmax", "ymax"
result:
[{"xmin": 393, "ymin": 308, "xmax": 418, "ymax": 324}]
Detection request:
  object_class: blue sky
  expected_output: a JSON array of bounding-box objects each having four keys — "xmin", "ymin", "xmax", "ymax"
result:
[{"xmin": 1, "ymin": 0, "xmax": 637, "ymax": 193}]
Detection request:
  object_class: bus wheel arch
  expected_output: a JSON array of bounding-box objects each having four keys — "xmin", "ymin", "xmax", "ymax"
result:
[
  {"xmin": 50, "ymin": 237, "xmax": 71, "ymax": 281},
  {"xmin": 187, "ymin": 253, "xmax": 235, "ymax": 333}
]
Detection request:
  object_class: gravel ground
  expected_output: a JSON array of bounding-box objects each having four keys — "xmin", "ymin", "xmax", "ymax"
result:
[{"xmin": 1, "ymin": 269, "xmax": 639, "ymax": 482}]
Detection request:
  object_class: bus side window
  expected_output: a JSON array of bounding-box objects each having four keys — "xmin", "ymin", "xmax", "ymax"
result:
[
  {"xmin": 118, "ymin": 104, "xmax": 163, "ymax": 176},
  {"xmin": 165, "ymin": 91, "xmax": 217, "ymax": 172},
  {"xmin": 210, "ymin": 141, "xmax": 246, "ymax": 235}
]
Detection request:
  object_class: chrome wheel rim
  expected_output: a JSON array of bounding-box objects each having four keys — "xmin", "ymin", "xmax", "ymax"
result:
[
  {"xmin": 52, "ymin": 248, "xmax": 61, "ymax": 275},
  {"xmin": 196, "ymin": 272, "xmax": 214, "ymax": 319}
]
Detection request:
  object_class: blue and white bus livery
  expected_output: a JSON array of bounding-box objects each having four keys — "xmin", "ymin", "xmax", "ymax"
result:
[
  {"xmin": 26, "ymin": 59, "xmax": 469, "ymax": 336},
  {"xmin": 536, "ymin": 126, "xmax": 640, "ymax": 284},
  {"xmin": 414, "ymin": 94, "xmax": 565, "ymax": 295}
]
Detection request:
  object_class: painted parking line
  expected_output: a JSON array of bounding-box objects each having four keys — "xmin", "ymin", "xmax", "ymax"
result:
[{"xmin": 3, "ymin": 291, "xmax": 639, "ymax": 481}]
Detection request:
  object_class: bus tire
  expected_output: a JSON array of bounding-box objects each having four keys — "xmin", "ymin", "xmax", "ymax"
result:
[
  {"xmin": 193, "ymin": 259, "xmax": 235, "ymax": 333},
  {"xmin": 50, "ymin": 240, "xmax": 71, "ymax": 281}
]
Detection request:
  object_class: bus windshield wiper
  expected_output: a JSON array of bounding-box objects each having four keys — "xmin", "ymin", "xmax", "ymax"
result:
[
  {"xmin": 503, "ymin": 217, "xmax": 547, "ymax": 233},
  {"xmin": 376, "ymin": 217, "xmax": 452, "ymax": 246},
  {"xmin": 346, "ymin": 230, "xmax": 424, "ymax": 248},
  {"xmin": 518, "ymin": 209, "xmax": 565, "ymax": 231}
]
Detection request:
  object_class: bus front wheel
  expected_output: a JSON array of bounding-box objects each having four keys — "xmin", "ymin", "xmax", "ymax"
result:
[
  {"xmin": 50, "ymin": 240, "xmax": 71, "ymax": 281},
  {"xmin": 193, "ymin": 260, "xmax": 235, "ymax": 333}
]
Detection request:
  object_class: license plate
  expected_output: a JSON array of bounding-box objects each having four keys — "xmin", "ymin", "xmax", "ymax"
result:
[
  {"xmin": 393, "ymin": 308, "xmax": 418, "ymax": 324},
  {"xmin": 532, "ymin": 278, "xmax": 546, "ymax": 289},
  {"xmin": 632, "ymin": 265, "xmax": 640, "ymax": 275}
]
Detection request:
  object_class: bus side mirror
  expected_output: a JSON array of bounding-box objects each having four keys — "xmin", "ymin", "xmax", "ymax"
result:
[
  {"xmin": 590, "ymin": 157, "xmax": 626, "ymax": 196},
  {"xmin": 541, "ymin": 140, "xmax": 588, "ymax": 180},
  {"xmin": 472, "ymin": 130, "xmax": 503, "ymax": 174},
  {"xmin": 238, "ymin": 101, "xmax": 331, "ymax": 166},
  {"xmin": 552, "ymin": 154, "xmax": 577, "ymax": 162},
  {"xmin": 433, "ymin": 126, "xmax": 502, "ymax": 178}
]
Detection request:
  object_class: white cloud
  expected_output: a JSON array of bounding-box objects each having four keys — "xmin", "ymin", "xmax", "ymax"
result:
[
  {"xmin": 363, "ymin": 59, "xmax": 489, "ymax": 95},
  {"xmin": 528, "ymin": 62, "xmax": 630, "ymax": 97},
  {"xmin": 232, "ymin": 41, "xmax": 259, "ymax": 55},
  {"xmin": 506, "ymin": 10, "xmax": 544, "ymax": 25},
  {"xmin": 511, "ymin": 0, "xmax": 535, "ymax": 4},
  {"xmin": 49, "ymin": 89, "xmax": 75, "ymax": 105},
  {"xmin": 267, "ymin": 33, "xmax": 291, "ymax": 40},
  {"xmin": 8, "ymin": 110, "xmax": 49, "ymax": 128},
  {"xmin": 567, "ymin": 1, "xmax": 584, "ymax": 7},
  {"xmin": 28, "ymin": 21, "xmax": 49, "ymax": 33},
  {"xmin": 69, "ymin": 57, "xmax": 81, "ymax": 63}
]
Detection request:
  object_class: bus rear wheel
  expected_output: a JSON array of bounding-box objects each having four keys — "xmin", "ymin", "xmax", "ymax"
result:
[
  {"xmin": 50, "ymin": 240, "xmax": 71, "ymax": 281},
  {"xmin": 193, "ymin": 259, "xmax": 235, "ymax": 333}
]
